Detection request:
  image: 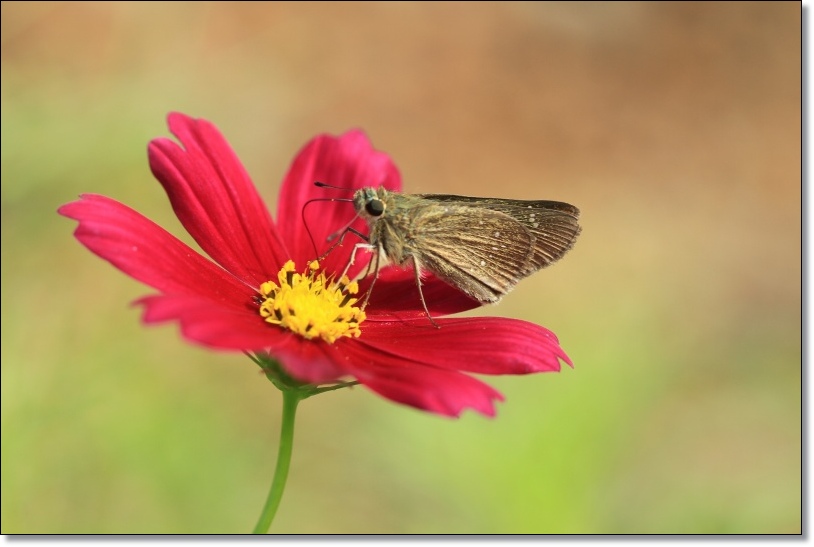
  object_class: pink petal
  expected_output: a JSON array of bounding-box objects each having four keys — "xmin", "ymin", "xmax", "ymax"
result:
[
  {"xmin": 148, "ymin": 113, "xmax": 289, "ymax": 286},
  {"xmin": 137, "ymin": 294, "xmax": 345, "ymax": 385},
  {"xmin": 59, "ymin": 193, "xmax": 346, "ymax": 383},
  {"xmin": 334, "ymin": 340, "xmax": 504, "ymax": 417},
  {"xmin": 360, "ymin": 267, "xmax": 483, "ymax": 320},
  {"xmin": 360, "ymin": 316, "xmax": 573, "ymax": 374},
  {"xmin": 276, "ymin": 130, "xmax": 402, "ymax": 278},
  {"xmin": 137, "ymin": 293, "xmax": 279, "ymax": 346},
  {"xmin": 58, "ymin": 194, "xmax": 250, "ymax": 302}
]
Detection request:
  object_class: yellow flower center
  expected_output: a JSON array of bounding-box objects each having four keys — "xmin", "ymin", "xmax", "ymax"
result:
[{"xmin": 257, "ymin": 260, "xmax": 366, "ymax": 343}]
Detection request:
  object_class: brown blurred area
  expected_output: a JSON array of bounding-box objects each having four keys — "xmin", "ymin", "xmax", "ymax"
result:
[
  {"xmin": 1, "ymin": 1, "xmax": 801, "ymax": 534},
  {"xmin": 3, "ymin": 1, "xmax": 799, "ymax": 285}
]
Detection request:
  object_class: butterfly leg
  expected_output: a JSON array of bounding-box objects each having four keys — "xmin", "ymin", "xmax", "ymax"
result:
[
  {"xmin": 316, "ymin": 226, "xmax": 369, "ymax": 262},
  {"xmin": 411, "ymin": 256, "xmax": 439, "ymax": 328},
  {"xmin": 360, "ymin": 249, "xmax": 381, "ymax": 310},
  {"xmin": 336, "ymin": 242, "xmax": 377, "ymax": 281}
]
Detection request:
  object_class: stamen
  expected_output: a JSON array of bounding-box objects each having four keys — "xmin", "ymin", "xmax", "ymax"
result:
[{"xmin": 256, "ymin": 260, "xmax": 366, "ymax": 343}]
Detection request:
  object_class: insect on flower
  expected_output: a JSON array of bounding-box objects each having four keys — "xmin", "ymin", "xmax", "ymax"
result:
[
  {"xmin": 314, "ymin": 183, "xmax": 581, "ymax": 326},
  {"xmin": 59, "ymin": 113, "xmax": 575, "ymax": 417}
]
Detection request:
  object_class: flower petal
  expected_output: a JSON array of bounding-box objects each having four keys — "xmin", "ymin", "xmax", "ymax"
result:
[
  {"xmin": 59, "ymin": 193, "xmax": 345, "ymax": 383},
  {"xmin": 58, "ymin": 194, "xmax": 249, "ymax": 302},
  {"xmin": 148, "ymin": 112, "xmax": 288, "ymax": 286},
  {"xmin": 276, "ymin": 130, "xmax": 402, "ymax": 277},
  {"xmin": 360, "ymin": 316, "xmax": 573, "ymax": 374},
  {"xmin": 360, "ymin": 268, "xmax": 482, "ymax": 320},
  {"xmin": 137, "ymin": 294, "xmax": 345, "ymax": 385},
  {"xmin": 333, "ymin": 339, "xmax": 504, "ymax": 417}
]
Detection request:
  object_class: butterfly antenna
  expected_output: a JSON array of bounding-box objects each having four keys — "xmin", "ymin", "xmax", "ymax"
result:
[
  {"xmin": 314, "ymin": 181, "xmax": 354, "ymax": 192},
  {"xmin": 301, "ymin": 196, "xmax": 355, "ymax": 257},
  {"xmin": 316, "ymin": 210, "xmax": 365, "ymax": 261}
]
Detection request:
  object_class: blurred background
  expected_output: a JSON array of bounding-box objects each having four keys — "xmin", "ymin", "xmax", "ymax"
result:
[{"xmin": 1, "ymin": 1, "xmax": 801, "ymax": 534}]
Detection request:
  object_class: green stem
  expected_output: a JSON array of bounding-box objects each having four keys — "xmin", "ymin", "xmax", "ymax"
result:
[{"xmin": 252, "ymin": 389, "xmax": 301, "ymax": 534}]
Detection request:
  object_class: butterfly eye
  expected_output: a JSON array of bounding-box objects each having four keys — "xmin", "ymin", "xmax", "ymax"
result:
[{"xmin": 365, "ymin": 199, "xmax": 385, "ymax": 217}]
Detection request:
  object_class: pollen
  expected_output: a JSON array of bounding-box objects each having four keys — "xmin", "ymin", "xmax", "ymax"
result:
[{"xmin": 256, "ymin": 260, "xmax": 366, "ymax": 343}]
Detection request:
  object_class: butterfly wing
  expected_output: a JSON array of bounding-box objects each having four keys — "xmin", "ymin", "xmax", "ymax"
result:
[
  {"xmin": 400, "ymin": 203, "xmax": 536, "ymax": 302},
  {"xmin": 416, "ymin": 194, "xmax": 581, "ymax": 274}
]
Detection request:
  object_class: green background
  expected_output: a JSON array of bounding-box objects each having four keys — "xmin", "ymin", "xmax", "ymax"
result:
[{"xmin": 1, "ymin": 2, "xmax": 801, "ymax": 534}]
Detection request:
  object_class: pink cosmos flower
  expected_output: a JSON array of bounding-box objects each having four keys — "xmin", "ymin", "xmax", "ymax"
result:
[{"xmin": 59, "ymin": 113, "xmax": 572, "ymax": 417}]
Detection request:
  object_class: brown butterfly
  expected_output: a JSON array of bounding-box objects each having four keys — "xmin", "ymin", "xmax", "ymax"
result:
[{"xmin": 339, "ymin": 186, "xmax": 581, "ymax": 325}]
